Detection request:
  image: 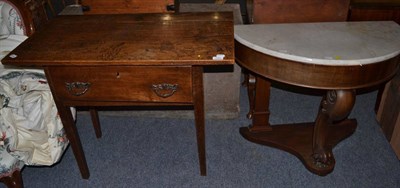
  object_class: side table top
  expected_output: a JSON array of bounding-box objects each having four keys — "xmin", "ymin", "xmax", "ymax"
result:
[
  {"xmin": 2, "ymin": 12, "xmax": 234, "ymax": 67},
  {"xmin": 234, "ymin": 21, "xmax": 400, "ymax": 65}
]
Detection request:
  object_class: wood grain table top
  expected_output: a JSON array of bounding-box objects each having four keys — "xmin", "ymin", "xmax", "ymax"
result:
[{"xmin": 2, "ymin": 12, "xmax": 234, "ymax": 67}]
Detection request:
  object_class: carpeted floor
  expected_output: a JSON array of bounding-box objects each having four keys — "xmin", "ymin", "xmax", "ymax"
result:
[{"xmin": 12, "ymin": 85, "xmax": 400, "ymax": 188}]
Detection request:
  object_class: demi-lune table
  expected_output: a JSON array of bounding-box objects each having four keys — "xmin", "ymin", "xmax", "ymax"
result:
[
  {"xmin": 235, "ymin": 21, "xmax": 400, "ymax": 176},
  {"xmin": 2, "ymin": 12, "xmax": 234, "ymax": 178}
]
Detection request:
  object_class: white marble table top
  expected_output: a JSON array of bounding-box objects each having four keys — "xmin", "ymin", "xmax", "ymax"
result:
[{"xmin": 234, "ymin": 21, "xmax": 400, "ymax": 65}]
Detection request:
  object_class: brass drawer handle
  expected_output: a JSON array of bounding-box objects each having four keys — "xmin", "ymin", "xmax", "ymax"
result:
[
  {"xmin": 65, "ymin": 82, "xmax": 91, "ymax": 96},
  {"xmin": 152, "ymin": 83, "xmax": 178, "ymax": 98}
]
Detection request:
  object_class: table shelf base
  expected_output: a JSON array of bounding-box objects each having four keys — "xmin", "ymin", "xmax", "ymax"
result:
[{"xmin": 239, "ymin": 119, "xmax": 357, "ymax": 176}]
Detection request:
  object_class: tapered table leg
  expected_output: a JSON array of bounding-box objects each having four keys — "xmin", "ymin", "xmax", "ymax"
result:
[
  {"xmin": 58, "ymin": 106, "xmax": 90, "ymax": 179},
  {"xmin": 193, "ymin": 66, "xmax": 206, "ymax": 176},
  {"xmin": 90, "ymin": 108, "xmax": 102, "ymax": 138}
]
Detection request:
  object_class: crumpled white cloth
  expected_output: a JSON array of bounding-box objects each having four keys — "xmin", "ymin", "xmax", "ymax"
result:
[
  {"xmin": 0, "ymin": 34, "xmax": 71, "ymax": 166},
  {"xmin": 0, "ymin": 69, "xmax": 70, "ymax": 166}
]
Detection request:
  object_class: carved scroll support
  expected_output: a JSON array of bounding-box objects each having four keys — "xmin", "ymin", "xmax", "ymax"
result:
[
  {"xmin": 244, "ymin": 72, "xmax": 256, "ymax": 119},
  {"xmin": 312, "ymin": 89, "xmax": 356, "ymax": 168},
  {"xmin": 239, "ymin": 81, "xmax": 358, "ymax": 176}
]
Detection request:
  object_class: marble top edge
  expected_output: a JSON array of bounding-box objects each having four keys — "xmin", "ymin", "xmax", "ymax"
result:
[{"xmin": 234, "ymin": 21, "xmax": 400, "ymax": 65}]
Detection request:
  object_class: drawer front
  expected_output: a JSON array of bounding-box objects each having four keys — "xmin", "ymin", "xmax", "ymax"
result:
[{"xmin": 47, "ymin": 66, "xmax": 193, "ymax": 103}]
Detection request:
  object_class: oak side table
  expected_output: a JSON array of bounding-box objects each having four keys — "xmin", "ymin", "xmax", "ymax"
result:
[{"xmin": 2, "ymin": 12, "xmax": 234, "ymax": 178}]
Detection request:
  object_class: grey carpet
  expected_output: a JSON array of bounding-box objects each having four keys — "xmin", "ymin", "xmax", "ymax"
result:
[{"xmin": 11, "ymin": 85, "xmax": 400, "ymax": 188}]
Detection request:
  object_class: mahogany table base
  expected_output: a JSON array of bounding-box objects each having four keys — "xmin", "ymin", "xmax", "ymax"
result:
[
  {"xmin": 240, "ymin": 74, "xmax": 360, "ymax": 176},
  {"xmin": 233, "ymin": 21, "xmax": 400, "ymax": 177},
  {"xmin": 240, "ymin": 119, "xmax": 357, "ymax": 176}
]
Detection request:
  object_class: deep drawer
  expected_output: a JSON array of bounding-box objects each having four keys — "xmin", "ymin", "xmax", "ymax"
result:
[{"xmin": 47, "ymin": 66, "xmax": 193, "ymax": 103}]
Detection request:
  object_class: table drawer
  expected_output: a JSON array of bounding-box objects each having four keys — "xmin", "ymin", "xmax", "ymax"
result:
[{"xmin": 47, "ymin": 66, "xmax": 193, "ymax": 103}]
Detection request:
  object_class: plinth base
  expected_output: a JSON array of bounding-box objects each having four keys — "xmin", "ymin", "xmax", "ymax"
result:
[{"xmin": 239, "ymin": 119, "xmax": 357, "ymax": 176}]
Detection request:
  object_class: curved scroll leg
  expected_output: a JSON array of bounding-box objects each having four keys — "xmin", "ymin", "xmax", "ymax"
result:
[
  {"xmin": 240, "ymin": 87, "xmax": 358, "ymax": 176},
  {"xmin": 246, "ymin": 74, "xmax": 256, "ymax": 119},
  {"xmin": 312, "ymin": 90, "xmax": 356, "ymax": 171},
  {"xmin": 242, "ymin": 71, "xmax": 256, "ymax": 119}
]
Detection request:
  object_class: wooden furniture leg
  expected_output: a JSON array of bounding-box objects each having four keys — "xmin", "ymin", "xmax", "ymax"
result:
[
  {"xmin": 192, "ymin": 66, "xmax": 206, "ymax": 176},
  {"xmin": 89, "ymin": 109, "xmax": 102, "ymax": 138},
  {"xmin": 0, "ymin": 170, "xmax": 23, "ymax": 188},
  {"xmin": 58, "ymin": 105, "xmax": 90, "ymax": 179},
  {"xmin": 249, "ymin": 76, "xmax": 272, "ymax": 131},
  {"xmin": 312, "ymin": 90, "xmax": 356, "ymax": 172},
  {"xmin": 240, "ymin": 75, "xmax": 358, "ymax": 176},
  {"xmin": 244, "ymin": 72, "xmax": 256, "ymax": 119}
]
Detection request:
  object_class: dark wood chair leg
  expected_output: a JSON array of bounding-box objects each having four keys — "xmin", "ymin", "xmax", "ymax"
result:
[
  {"xmin": 89, "ymin": 108, "xmax": 102, "ymax": 138},
  {"xmin": 0, "ymin": 170, "xmax": 23, "ymax": 188}
]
